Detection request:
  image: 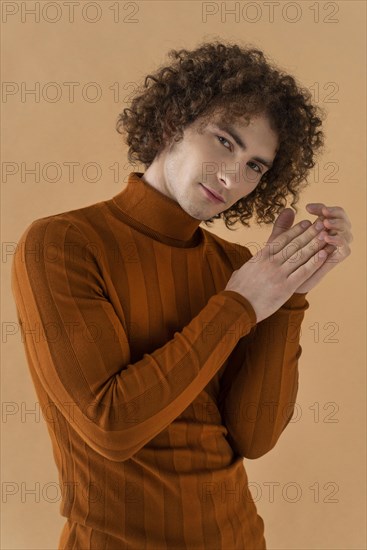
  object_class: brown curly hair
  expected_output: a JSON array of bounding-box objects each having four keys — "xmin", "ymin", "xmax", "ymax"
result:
[{"xmin": 116, "ymin": 39, "xmax": 326, "ymax": 230}]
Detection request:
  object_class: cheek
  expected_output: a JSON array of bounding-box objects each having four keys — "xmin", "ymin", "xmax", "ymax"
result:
[
  {"xmin": 196, "ymin": 150, "xmax": 222, "ymax": 183},
  {"xmin": 203, "ymin": 150, "xmax": 219, "ymax": 169},
  {"xmin": 197, "ymin": 140, "xmax": 223, "ymax": 163},
  {"xmin": 242, "ymin": 165, "xmax": 262, "ymax": 186},
  {"xmin": 235, "ymin": 182, "xmax": 258, "ymax": 204}
]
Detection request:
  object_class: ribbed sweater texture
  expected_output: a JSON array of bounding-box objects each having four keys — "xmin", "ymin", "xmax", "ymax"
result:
[{"xmin": 11, "ymin": 172, "xmax": 309, "ymax": 549}]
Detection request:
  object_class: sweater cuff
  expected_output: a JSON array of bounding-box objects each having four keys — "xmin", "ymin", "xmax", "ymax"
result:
[
  {"xmin": 281, "ymin": 292, "xmax": 310, "ymax": 311},
  {"xmin": 219, "ymin": 290, "xmax": 258, "ymax": 326}
]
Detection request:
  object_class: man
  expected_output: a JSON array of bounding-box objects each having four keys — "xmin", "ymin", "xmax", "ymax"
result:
[{"xmin": 11, "ymin": 41, "xmax": 352, "ymax": 549}]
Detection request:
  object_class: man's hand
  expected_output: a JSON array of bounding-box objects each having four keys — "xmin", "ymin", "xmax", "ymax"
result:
[
  {"xmin": 225, "ymin": 219, "xmax": 332, "ymax": 323},
  {"xmin": 267, "ymin": 203, "xmax": 353, "ymax": 294}
]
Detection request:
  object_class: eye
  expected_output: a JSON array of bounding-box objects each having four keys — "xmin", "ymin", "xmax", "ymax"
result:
[
  {"xmin": 216, "ymin": 135, "xmax": 263, "ymax": 175},
  {"xmin": 248, "ymin": 161, "xmax": 263, "ymax": 174},
  {"xmin": 216, "ymin": 135, "xmax": 232, "ymax": 150}
]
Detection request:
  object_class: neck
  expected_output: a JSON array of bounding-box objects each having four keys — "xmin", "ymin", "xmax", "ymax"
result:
[{"xmin": 108, "ymin": 172, "xmax": 203, "ymax": 248}]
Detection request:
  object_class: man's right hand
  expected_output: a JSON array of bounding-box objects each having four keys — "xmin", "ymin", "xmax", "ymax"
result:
[{"xmin": 224, "ymin": 218, "xmax": 327, "ymax": 323}]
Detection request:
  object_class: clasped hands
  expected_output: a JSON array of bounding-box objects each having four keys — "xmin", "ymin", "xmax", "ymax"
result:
[{"xmin": 267, "ymin": 203, "xmax": 353, "ymax": 294}]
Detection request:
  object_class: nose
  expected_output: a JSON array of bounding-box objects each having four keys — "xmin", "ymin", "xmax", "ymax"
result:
[
  {"xmin": 218, "ymin": 164, "xmax": 260, "ymax": 189},
  {"xmin": 217, "ymin": 170, "xmax": 239, "ymax": 191},
  {"xmin": 217, "ymin": 170, "xmax": 237, "ymax": 189}
]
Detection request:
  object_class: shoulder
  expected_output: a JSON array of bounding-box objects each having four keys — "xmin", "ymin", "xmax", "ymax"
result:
[{"xmin": 16, "ymin": 199, "xmax": 107, "ymax": 248}]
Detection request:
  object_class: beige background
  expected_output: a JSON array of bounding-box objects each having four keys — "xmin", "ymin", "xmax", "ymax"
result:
[{"xmin": 2, "ymin": 1, "xmax": 366, "ymax": 548}]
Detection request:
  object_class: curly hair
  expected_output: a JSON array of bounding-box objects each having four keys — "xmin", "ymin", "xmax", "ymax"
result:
[{"xmin": 116, "ymin": 39, "xmax": 326, "ymax": 230}]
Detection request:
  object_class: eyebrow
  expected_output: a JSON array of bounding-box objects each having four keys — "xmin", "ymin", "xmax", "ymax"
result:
[{"xmin": 213, "ymin": 122, "xmax": 275, "ymax": 169}]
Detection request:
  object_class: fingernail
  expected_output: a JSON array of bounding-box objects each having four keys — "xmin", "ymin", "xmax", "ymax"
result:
[
  {"xmin": 316, "ymin": 221, "xmax": 324, "ymax": 230},
  {"xmin": 301, "ymin": 220, "xmax": 311, "ymax": 228}
]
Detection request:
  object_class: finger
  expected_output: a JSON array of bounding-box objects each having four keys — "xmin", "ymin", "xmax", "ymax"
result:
[
  {"xmin": 313, "ymin": 205, "xmax": 352, "ymax": 236},
  {"xmin": 290, "ymin": 243, "xmax": 338, "ymax": 288},
  {"xmin": 323, "ymin": 218, "xmax": 352, "ymax": 237},
  {"xmin": 322, "ymin": 206, "xmax": 352, "ymax": 227},
  {"xmin": 323, "ymin": 243, "xmax": 338, "ymax": 254},
  {"xmin": 287, "ymin": 244, "xmax": 330, "ymax": 288},
  {"xmin": 273, "ymin": 218, "xmax": 326, "ymax": 260},
  {"xmin": 322, "ymin": 218, "xmax": 348, "ymax": 231},
  {"xmin": 283, "ymin": 227, "xmax": 329, "ymax": 268},
  {"xmin": 269, "ymin": 208, "xmax": 295, "ymax": 240},
  {"xmin": 306, "ymin": 203, "xmax": 329, "ymax": 221},
  {"xmin": 313, "ymin": 240, "xmax": 337, "ymax": 256},
  {"xmin": 306, "ymin": 203, "xmax": 326, "ymax": 214},
  {"xmin": 323, "ymin": 233, "xmax": 345, "ymax": 246},
  {"xmin": 323, "ymin": 220, "xmax": 353, "ymax": 244},
  {"xmin": 322, "ymin": 235, "xmax": 352, "ymax": 259},
  {"xmin": 265, "ymin": 218, "xmax": 316, "ymax": 256}
]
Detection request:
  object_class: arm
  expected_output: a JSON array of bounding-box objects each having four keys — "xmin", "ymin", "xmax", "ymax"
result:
[
  {"xmin": 218, "ymin": 290, "xmax": 309, "ymax": 459},
  {"xmin": 11, "ymin": 217, "xmax": 257, "ymax": 462}
]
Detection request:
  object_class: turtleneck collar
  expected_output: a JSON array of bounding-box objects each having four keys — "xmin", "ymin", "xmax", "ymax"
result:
[{"xmin": 109, "ymin": 172, "xmax": 203, "ymax": 247}]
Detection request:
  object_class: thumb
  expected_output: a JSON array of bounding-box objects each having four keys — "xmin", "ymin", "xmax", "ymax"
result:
[{"xmin": 267, "ymin": 208, "xmax": 295, "ymax": 243}]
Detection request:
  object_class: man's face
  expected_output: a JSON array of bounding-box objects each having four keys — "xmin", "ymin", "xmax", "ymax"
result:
[{"xmin": 141, "ymin": 111, "xmax": 279, "ymax": 221}]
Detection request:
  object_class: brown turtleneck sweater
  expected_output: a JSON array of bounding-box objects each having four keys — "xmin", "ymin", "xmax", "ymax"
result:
[{"xmin": 11, "ymin": 172, "xmax": 309, "ymax": 549}]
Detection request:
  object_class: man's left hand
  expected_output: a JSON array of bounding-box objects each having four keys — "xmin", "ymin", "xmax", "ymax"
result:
[{"xmin": 267, "ymin": 203, "xmax": 353, "ymax": 294}]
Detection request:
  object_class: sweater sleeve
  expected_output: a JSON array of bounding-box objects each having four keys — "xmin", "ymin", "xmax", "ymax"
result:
[
  {"xmin": 218, "ymin": 291, "xmax": 309, "ymax": 459},
  {"xmin": 10, "ymin": 218, "xmax": 257, "ymax": 462}
]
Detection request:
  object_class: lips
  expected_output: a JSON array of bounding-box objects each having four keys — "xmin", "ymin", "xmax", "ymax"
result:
[{"xmin": 200, "ymin": 183, "xmax": 225, "ymax": 203}]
